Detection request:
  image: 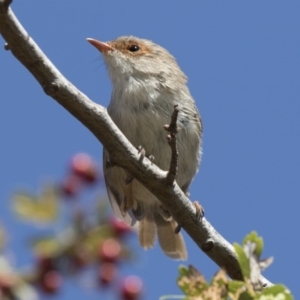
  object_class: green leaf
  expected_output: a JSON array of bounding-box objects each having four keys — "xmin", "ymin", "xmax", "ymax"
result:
[
  {"xmin": 84, "ymin": 225, "xmax": 113, "ymax": 255},
  {"xmin": 178, "ymin": 265, "xmax": 189, "ymax": 277},
  {"xmin": 177, "ymin": 265, "xmax": 207, "ymax": 296},
  {"xmin": 258, "ymin": 284, "xmax": 293, "ymax": 300},
  {"xmin": 234, "ymin": 243, "xmax": 250, "ymax": 279},
  {"xmin": 238, "ymin": 291, "xmax": 255, "ymax": 300},
  {"xmin": 243, "ymin": 232, "xmax": 263, "ymax": 257},
  {"xmin": 32, "ymin": 237, "xmax": 61, "ymax": 257},
  {"xmin": 228, "ymin": 280, "xmax": 245, "ymax": 294},
  {"xmin": 12, "ymin": 186, "xmax": 59, "ymax": 223},
  {"xmin": 208, "ymin": 269, "xmax": 228, "ymax": 299}
]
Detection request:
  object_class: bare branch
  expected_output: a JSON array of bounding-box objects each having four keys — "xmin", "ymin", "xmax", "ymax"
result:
[{"xmin": 0, "ymin": 2, "xmax": 272, "ymax": 287}]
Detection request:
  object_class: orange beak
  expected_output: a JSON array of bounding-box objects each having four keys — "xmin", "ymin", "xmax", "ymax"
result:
[{"xmin": 86, "ymin": 38, "xmax": 114, "ymax": 53}]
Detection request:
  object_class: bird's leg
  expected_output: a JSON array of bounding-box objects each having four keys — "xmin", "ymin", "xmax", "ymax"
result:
[
  {"xmin": 137, "ymin": 145, "xmax": 146, "ymax": 161},
  {"xmin": 174, "ymin": 200, "xmax": 205, "ymax": 234},
  {"xmin": 193, "ymin": 201, "xmax": 205, "ymax": 220},
  {"xmin": 124, "ymin": 147, "xmax": 154, "ymax": 187},
  {"xmin": 137, "ymin": 145, "xmax": 155, "ymax": 162}
]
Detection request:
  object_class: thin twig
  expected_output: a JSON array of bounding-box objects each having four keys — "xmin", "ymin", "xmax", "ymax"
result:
[{"xmin": 164, "ymin": 105, "xmax": 180, "ymax": 185}]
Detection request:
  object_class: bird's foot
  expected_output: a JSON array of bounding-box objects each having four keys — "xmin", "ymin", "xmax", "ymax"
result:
[{"xmin": 174, "ymin": 201, "xmax": 204, "ymax": 234}]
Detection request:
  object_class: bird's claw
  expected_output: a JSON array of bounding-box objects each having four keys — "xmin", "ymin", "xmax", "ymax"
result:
[
  {"xmin": 193, "ymin": 201, "xmax": 204, "ymax": 220},
  {"xmin": 174, "ymin": 201, "xmax": 204, "ymax": 234}
]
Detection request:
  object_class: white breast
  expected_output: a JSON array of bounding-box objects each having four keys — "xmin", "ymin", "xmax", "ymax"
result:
[{"xmin": 107, "ymin": 75, "xmax": 201, "ymax": 189}]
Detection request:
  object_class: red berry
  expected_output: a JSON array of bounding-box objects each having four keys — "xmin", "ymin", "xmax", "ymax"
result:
[
  {"xmin": 61, "ymin": 174, "xmax": 82, "ymax": 197},
  {"xmin": 70, "ymin": 153, "xmax": 99, "ymax": 183},
  {"xmin": 98, "ymin": 238, "xmax": 121, "ymax": 263},
  {"xmin": 110, "ymin": 217, "xmax": 131, "ymax": 237},
  {"xmin": 0, "ymin": 274, "xmax": 15, "ymax": 293},
  {"xmin": 98, "ymin": 263, "xmax": 118, "ymax": 286},
  {"xmin": 40, "ymin": 270, "xmax": 61, "ymax": 294},
  {"xmin": 37, "ymin": 256, "xmax": 54, "ymax": 274},
  {"xmin": 121, "ymin": 276, "xmax": 143, "ymax": 300},
  {"xmin": 72, "ymin": 250, "xmax": 89, "ymax": 270}
]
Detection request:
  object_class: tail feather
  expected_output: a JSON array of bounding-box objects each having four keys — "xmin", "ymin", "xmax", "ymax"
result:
[
  {"xmin": 138, "ymin": 215, "xmax": 156, "ymax": 249},
  {"xmin": 155, "ymin": 214, "xmax": 187, "ymax": 260}
]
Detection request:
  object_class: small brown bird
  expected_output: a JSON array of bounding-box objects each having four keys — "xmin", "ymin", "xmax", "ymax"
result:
[{"xmin": 87, "ymin": 36, "xmax": 202, "ymax": 260}]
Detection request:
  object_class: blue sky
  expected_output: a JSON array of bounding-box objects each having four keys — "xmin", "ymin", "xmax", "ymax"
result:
[{"xmin": 1, "ymin": 1, "xmax": 299, "ymax": 299}]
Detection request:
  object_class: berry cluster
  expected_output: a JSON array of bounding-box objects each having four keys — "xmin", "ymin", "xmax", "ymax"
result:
[
  {"xmin": 8, "ymin": 153, "xmax": 143, "ymax": 300},
  {"xmin": 35, "ymin": 218, "xmax": 142, "ymax": 299},
  {"xmin": 61, "ymin": 153, "xmax": 100, "ymax": 196}
]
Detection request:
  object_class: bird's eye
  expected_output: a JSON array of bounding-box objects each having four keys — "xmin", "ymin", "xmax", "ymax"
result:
[{"xmin": 128, "ymin": 45, "xmax": 140, "ymax": 52}]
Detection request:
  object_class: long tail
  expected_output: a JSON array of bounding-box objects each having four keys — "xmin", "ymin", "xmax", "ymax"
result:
[
  {"xmin": 155, "ymin": 214, "xmax": 187, "ymax": 260},
  {"xmin": 138, "ymin": 213, "xmax": 187, "ymax": 260}
]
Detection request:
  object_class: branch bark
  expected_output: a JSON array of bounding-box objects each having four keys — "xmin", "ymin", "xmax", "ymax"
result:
[{"xmin": 0, "ymin": 2, "xmax": 272, "ymax": 287}]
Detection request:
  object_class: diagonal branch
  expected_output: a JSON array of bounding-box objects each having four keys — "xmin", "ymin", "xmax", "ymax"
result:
[{"xmin": 0, "ymin": 1, "xmax": 272, "ymax": 287}]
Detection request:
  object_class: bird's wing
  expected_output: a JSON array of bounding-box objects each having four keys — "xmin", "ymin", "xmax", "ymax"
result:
[{"xmin": 103, "ymin": 149, "xmax": 136, "ymax": 226}]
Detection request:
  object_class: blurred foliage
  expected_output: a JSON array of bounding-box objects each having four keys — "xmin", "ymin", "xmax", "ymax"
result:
[
  {"xmin": 1, "ymin": 153, "xmax": 294, "ymax": 300},
  {"xmin": 13, "ymin": 186, "xmax": 59, "ymax": 223},
  {"xmin": 0, "ymin": 153, "xmax": 142, "ymax": 300},
  {"xmin": 161, "ymin": 232, "xmax": 292, "ymax": 300}
]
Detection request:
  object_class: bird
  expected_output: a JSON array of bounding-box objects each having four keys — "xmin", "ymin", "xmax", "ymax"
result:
[{"xmin": 87, "ymin": 36, "xmax": 202, "ymax": 260}]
